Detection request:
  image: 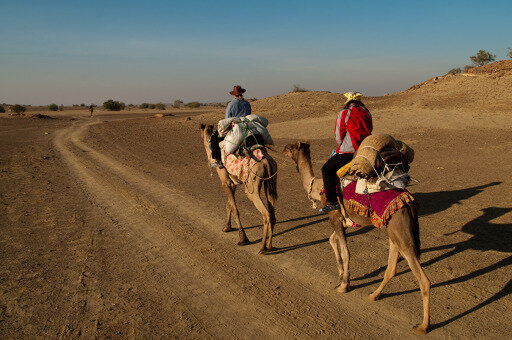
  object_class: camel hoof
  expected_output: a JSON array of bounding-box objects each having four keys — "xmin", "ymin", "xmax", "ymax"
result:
[
  {"xmin": 223, "ymin": 226, "xmax": 235, "ymax": 232},
  {"xmin": 237, "ymin": 239, "xmax": 250, "ymax": 246},
  {"xmin": 259, "ymin": 248, "xmax": 268, "ymax": 255},
  {"xmin": 368, "ymin": 293, "xmax": 380, "ymax": 301},
  {"xmin": 335, "ymin": 283, "xmax": 349, "ymax": 293},
  {"xmin": 412, "ymin": 325, "xmax": 428, "ymax": 335}
]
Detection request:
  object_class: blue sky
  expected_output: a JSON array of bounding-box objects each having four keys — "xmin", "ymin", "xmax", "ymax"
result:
[{"xmin": 1, "ymin": 0, "xmax": 511, "ymax": 105}]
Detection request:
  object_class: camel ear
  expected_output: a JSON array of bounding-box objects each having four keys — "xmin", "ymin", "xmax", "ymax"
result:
[
  {"xmin": 200, "ymin": 123, "xmax": 206, "ymax": 129},
  {"xmin": 283, "ymin": 144, "xmax": 293, "ymax": 155},
  {"xmin": 296, "ymin": 141, "xmax": 302, "ymax": 148}
]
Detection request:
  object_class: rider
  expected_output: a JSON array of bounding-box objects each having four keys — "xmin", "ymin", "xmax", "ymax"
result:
[
  {"xmin": 210, "ymin": 85, "xmax": 252, "ymax": 168},
  {"xmin": 319, "ymin": 92, "xmax": 373, "ymax": 213}
]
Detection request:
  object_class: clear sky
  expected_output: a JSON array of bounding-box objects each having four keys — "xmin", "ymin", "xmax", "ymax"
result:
[{"xmin": 1, "ymin": 0, "xmax": 511, "ymax": 105}]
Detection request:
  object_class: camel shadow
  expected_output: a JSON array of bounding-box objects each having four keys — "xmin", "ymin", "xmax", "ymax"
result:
[
  {"xmin": 353, "ymin": 206, "xmax": 512, "ymax": 331},
  {"xmin": 414, "ymin": 181, "xmax": 501, "ymax": 216}
]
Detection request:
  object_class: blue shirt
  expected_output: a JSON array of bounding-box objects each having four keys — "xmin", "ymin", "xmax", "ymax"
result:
[{"xmin": 225, "ymin": 98, "xmax": 251, "ymax": 119}]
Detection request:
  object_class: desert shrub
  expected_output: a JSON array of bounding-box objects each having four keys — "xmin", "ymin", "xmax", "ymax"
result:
[
  {"xmin": 0, "ymin": 106, "xmax": 5, "ymax": 113},
  {"xmin": 155, "ymin": 103, "xmax": 165, "ymax": 110},
  {"xmin": 463, "ymin": 65, "xmax": 474, "ymax": 72},
  {"xmin": 48, "ymin": 103, "xmax": 59, "ymax": 111},
  {"xmin": 447, "ymin": 68, "xmax": 462, "ymax": 75},
  {"xmin": 292, "ymin": 84, "xmax": 307, "ymax": 92},
  {"xmin": 103, "ymin": 99, "xmax": 125, "ymax": 111},
  {"xmin": 185, "ymin": 101, "xmax": 200, "ymax": 108},
  {"xmin": 507, "ymin": 48, "xmax": 512, "ymax": 59},
  {"xmin": 470, "ymin": 50, "xmax": 496, "ymax": 67},
  {"xmin": 248, "ymin": 97, "xmax": 258, "ymax": 102},
  {"xmin": 72, "ymin": 104, "xmax": 79, "ymax": 107},
  {"xmin": 149, "ymin": 104, "xmax": 156, "ymax": 109},
  {"xmin": 80, "ymin": 103, "xmax": 85, "ymax": 107},
  {"xmin": 139, "ymin": 103, "xmax": 149, "ymax": 109},
  {"xmin": 11, "ymin": 104, "xmax": 26, "ymax": 115},
  {"xmin": 59, "ymin": 105, "xmax": 64, "ymax": 111},
  {"xmin": 172, "ymin": 100, "xmax": 183, "ymax": 108},
  {"xmin": 128, "ymin": 104, "xmax": 134, "ymax": 107}
]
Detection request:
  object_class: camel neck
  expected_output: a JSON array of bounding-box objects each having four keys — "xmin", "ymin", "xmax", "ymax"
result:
[{"xmin": 297, "ymin": 151, "xmax": 316, "ymax": 191}]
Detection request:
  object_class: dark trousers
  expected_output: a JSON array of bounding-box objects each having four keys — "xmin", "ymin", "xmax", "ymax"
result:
[
  {"xmin": 210, "ymin": 130, "xmax": 223, "ymax": 161},
  {"xmin": 321, "ymin": 153, "xmax": 354, "ymax": 204}
]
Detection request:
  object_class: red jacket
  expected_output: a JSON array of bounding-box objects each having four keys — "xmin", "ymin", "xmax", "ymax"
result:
[{"xmin": 334, "ymin": 104, "xmax": 373, "ymax": 154}]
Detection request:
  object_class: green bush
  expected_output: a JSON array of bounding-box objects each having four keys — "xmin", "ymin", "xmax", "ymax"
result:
[
  {"xmin": 172, "ymin": 100, "xmax": 183, "ymax": 108},
  {"xmin": 447, "ymin": 68, "xmax": 462, "ymax": 75},
  {"xmin": 48, "ymin": 103, "xmax": 59, "ymax": 111},
  {"xmin": 80, "ymin": 103, "xmax": 85, "ymax": 107},
  {"xmin": 139, "ymin": 103, "xmax": 149, "ymax": 109},
  {"xmin": 470, "ymin": 50, "xmax": 496, "ymax": 67},
  {"xmin": 149, "ymin": 104, "xmax": 156, "ymax": 109},
  {"xmin": 11, "ymin": 104, "xmax": 26, "ymax": 115},
  {"xmin": 185, "ymin": 101, "xmax": 200, "ymax": 108},
  {"xmin": 0, "ymin": 106, "xmax": 5, "ymax": 113},
  {"xmin": 155, "ymin": 102, "xmax": 165, "ymax": 110},
  {"xmin": 103, "ymin": 99, "xmax": 125, "ymax": 111},
  {"xmin": 463, "ymin": 65, "xmax": 474, "ymax": 72}
]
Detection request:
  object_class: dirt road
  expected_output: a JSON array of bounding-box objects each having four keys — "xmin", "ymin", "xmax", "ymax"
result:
[{"xmin": 1, "ymin": 107, "xmax": 511, "ymax": 338}]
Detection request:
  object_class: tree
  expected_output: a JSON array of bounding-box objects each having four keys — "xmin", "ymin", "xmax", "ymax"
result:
[
  {"xmin": 0, "ymin": 106, "xmax": 5, "ymax": 113},
  {"xmin": 139, "ymin": 103, "xmax": 149, "ymax": 109},
  {"xmin": 103, "ymin": 99, "xmax": 125, "ymax": 111},
  {"xmin": 470, "ymin": 50, "xmax": 496, "ymax": 67},
  {"xmin": 172, "ymin": 100, "xmax": 183, "ymax": 108},
  {"xmin": 507, "ymin": 48, "xmax": 512, "ymax": 59},
  {"xmin": 155, "ymin": 102, "xmax": 165, "ymax": 110},
  {"xmin": 292, "ymin": 84, "xmax": 307, "ymax": 92},
  {"xmin": 149, "ymin": 104, "xmax": 156, "ymax": 109},
  {"xmin": 11, "ymin": 104, "xmax": 26, "ymax": 115},
  {"xmin": 463, "ymin": 65, "xmax": 474, "ymax": 72},
  {"xmin": 48, "ymin": 104, "xmax": 59, "ymax": 111}
]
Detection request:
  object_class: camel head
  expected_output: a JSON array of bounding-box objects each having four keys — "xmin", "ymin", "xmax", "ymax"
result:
[
  {"xmin": 283, "ymin": 141, "xmax": 311, "ymax": 164},
  {"xmin": 199, "ymin": 123, "xmax": 215, "ymax": 160}
]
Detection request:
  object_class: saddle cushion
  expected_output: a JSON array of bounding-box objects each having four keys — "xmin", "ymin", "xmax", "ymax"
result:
[
  {"xmin": 342, "ymin": 180, "xmax": 414, "ymax": 228},
  {"xmin": 224, "ymin": 149, "xmax": 265, "ymax": 182}
]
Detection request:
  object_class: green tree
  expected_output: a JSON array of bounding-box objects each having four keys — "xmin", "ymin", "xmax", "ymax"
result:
[
  {"xmin": 139, "ymin": 103, "xmax": 149, "ymax": 109},
  {"xmin": 48, "ymin": 103, "xmax": 59, "ymax": 111},
  {"xmin": 155, "ymin": 102, "xmax": 165, "ymax": 110},
  {"xmin": 103, "ymin": 99, "xmax": 125, "ymax": 111},
  {"xmin": 470, "ymin": 50, "xmax": 496, "ymax": 67},
  {"xmin": 447, "ymin": 68, "xmax": 462, "ymax": 75}
]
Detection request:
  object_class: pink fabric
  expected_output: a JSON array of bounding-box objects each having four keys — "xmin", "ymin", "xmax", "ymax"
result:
[
  {"xmin": 225, "ymin": 149, "xmax": 264, "ymax": 182},
  {"xmin": 342, "ymin": 180, "xmax": 414, "ymax": 228}
]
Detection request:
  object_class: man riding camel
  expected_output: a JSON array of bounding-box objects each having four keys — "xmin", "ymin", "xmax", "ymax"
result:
[
  {"xmin": 210, "ymin": 85, "xmax": 252, "ymax": 168},
  {"xmin": 319, "ymin": 92, "xmax": 373, "ymax": 213}
]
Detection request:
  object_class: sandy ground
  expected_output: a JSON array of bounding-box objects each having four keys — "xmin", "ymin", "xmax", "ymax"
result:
[{"xmin": 1, "ymin": 94, "xmax": 512, "ymax": 339}]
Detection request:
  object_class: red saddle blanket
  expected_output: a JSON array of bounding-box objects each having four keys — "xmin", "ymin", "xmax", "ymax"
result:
[
  {"xmin": 225, "ymin": 149, "xmax": 265, "ymax": 182},
  {"xmin": 342, "ymin": 180, "xmax": 414, "ymax": 228}
]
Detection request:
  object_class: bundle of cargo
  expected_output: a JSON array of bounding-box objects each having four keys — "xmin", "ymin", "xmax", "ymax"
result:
[
  {"xmin": 217, "ymin": 114, "xmax": 274, "ymax": 159},
  {"xmin": 347, "ymin": 133, "xmax": 414, "ymax": 192}
]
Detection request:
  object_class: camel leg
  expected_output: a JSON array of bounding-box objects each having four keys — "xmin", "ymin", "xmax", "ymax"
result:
[
  {"xmin": 246, "ymin": 181, "xmax": 273, "ymax": 254},
  {"xmin": 368, "ymin": 239, "xmax": 399, "ymax": 301},
  {"xmin": 222, "ymin": 183, "xmax": 242, "ymax": 233},
  {"xmin": 265, "ymin": 200, "xmax": 276, "ymax": 250},
  {"xmin": 388, "ymin": 216, "xmax": 430, "ymax": 334},
  {"xmin": 329, "ymin": 232, "xmax": 344, "ymax": 280},
  {"xmin": 330, "ymin": 212, "xmax": 350, "ymax": 293}
]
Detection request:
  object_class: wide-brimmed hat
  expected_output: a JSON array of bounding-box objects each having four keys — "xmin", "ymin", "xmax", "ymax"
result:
[
  {"xmin": 230, "ymin": 85, "xmax": 246, "ymax": 96},
  {"xmin": 344, "ymin": 91, "xmax": 363, "ymax": 104}
]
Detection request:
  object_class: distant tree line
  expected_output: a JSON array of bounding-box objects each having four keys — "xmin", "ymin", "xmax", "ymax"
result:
[{"xmin": 447, "ymin": 48, "xmax": 512, "ymax": 75}]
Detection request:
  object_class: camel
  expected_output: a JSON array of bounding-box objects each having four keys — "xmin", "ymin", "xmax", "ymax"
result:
[
  {"xmin": 283, "ymin": 141, "xmax": 430, "ymax": 335},
  {"xmin": 200, "ymin": 124, "xmax": 278, "ymax": 253}
]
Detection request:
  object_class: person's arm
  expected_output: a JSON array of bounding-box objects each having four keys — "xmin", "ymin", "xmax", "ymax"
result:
[
  {"xmin": 225, "ymin": 101, "xmax": 233, "ymax": 119},
  {"xmin": 347, "ymin": 107, "xmax": 373, "ymax": 150},
  {"xmin": 334, "ymin": 110, "xmax": 347, "ymax": 145}
]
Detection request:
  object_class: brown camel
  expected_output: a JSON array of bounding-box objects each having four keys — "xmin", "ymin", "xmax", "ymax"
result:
[
  {"xmin": 200, "ymin": 124, "xmax": 278, "ymax": 253},
  {"xmin": 284, "ymin": 141, "xmax": 430, "ymax": 334}
]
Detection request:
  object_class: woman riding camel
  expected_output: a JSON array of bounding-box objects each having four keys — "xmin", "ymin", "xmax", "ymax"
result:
[
  {"xmin": 210, "ymin": 85, "xmax": 252, "ymax": 167},
  {"xmin": 319, "ymin": 92, "xmax": 373, "ymax": 213}
]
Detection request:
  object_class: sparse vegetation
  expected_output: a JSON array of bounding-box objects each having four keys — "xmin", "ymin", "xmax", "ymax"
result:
[
  {"xmin": 463, "ymin": 65, "xmax": 474, "ymax": 72},
  {"xmin": 80, "ymin": 103, "xmax": 85, "ymax": 107},
  {"xmin": 507, "ymin": 48, "xmax": 512, "ymax": 59},
  {"xmin": 155, "ymin": 103, "xmax": 165, "ymax": 110},
  {"xmin": 292, "ymin": 84, "xmax": 307, "ymax": 92},
  {"xmin": 447, "ymin": 68, "xmax": 462, "ymax": 75},
  {"xmin": 139, "ymin": 103, "xmax": 149, "ymax": 109},
  {"xmin": 59, "ymin": 105, "xmax": 64, "ymax": 111},
  {"xmin": 173, "ymin": 100, "xmax": 183, "ymax": 108},
  {"xmin": 103, "ymin": 99, "xmax": 125, "ymax": 111},
  {"xmin": 185, "ymin": 101, "xmax": 200, "ymax": 108},
  {"xmin": 0, "ymin": 106, "xmax": 5, "ymax": 113},
  {"xmin": 48, "ymin": 103, "xmax": 59, "ymax": 111},
  {"xmin": 248, "ymin": 97, "xmax": 258, "ymax": 102},
  {"xmin": 11, "ymin": 104, "xmax": 26, "ymax": 115},
  {"xmin": 149, "ymin": 104, "xmax": 156, "ymax": 109},
  {"xmin": 470, "ymin": 50, "xmax": 496, "ymax": 67}
]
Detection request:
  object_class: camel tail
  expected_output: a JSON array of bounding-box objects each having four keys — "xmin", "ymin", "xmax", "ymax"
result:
[
  {"xmin": 263, "ymin": 159, "xmax": 278, "ymax": 205},
  {"xmin": 408, "ymin": 202, "xmax": 421, "ymax": 258}
]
